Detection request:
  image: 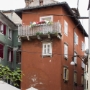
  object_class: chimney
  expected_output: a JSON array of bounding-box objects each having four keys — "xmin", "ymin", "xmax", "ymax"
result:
[{"xmin": 25, "ymin": 0, "xmax": 30, "ymax": 7}]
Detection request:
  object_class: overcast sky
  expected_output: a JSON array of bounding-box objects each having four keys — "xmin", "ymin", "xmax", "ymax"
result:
[{"xmin": 0, "ymin": 0, "xmax": 89, "ymax": 48}]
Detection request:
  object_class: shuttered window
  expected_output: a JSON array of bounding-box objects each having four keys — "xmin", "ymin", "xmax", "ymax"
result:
[
  {"xmin": 81, "ymin": 41, "xmax": 85, "ymax": 51},
  {"xmin": 0, "ymin": 44, "xmax": 4, "ymax": 58},
  {"xmin": 74, "ymin": 52, "xmax": 77, "ymax": 64},
  {"xmin": 64, "ymin": 43, "xmax": 68, "ymax": 59},
  {"xmin": 16, "ymin": 51, "xmax": 21, "ymax": 64},
  {"xmin": 64, "ymin": 20, "xmax": 68, "ymax": 36},
  {"xmin": 74, "ymin": 33, "xmax": 78, "ymax": 45},
  {"xmin": 0, "ymin": 22, "xmax": 6, "ymax": 35},
  {"xmin": 81, "ymin": 74, "xmax": 84, "ymax": 85},
  {"xmin": 74, "ymin": 71, "xmax": 77, "ymax": 83},
  {"xmin": 42, "ymin": 42, "xmax": 52, "ymax": 56},
  {"xmin": 8, "ymin": 29, "xmax": 12, "ymax": 39},
  {"xmin": 40, "ymin": 15, "xmax": 53, "ymax": 22},
  {"xmin": 81, "ymin": 61, "xmax": 85, "ymax": 68},
  {"xmin": 7, "ymin": 48, "xmax": 13, "ymax": 62},
  {"xmin": 63, "ymin": 67, "xmax": 69, "ymax": 81}
]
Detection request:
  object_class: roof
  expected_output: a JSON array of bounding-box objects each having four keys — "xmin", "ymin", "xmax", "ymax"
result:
[
  {"xmin": 15, "ymin": 2, "xmax": 88, "ymax": 37},
  {"xmin": 0, "ymin": 11, "xmax": 17, "ymax": 29},
  {"xmin": 1, "ymin": 10, "xmax": 14, "ymax": 13}
]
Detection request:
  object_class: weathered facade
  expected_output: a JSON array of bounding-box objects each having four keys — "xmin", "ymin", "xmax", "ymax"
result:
[
  {"xmin": 16, "ymin": 1, "xmax": 88, "ymax": 90},
  {"xmin": 0, "ymin": 11, "xmax": 21, "ymax": 71}
]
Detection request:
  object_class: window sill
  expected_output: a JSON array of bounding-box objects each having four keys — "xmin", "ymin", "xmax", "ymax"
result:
[
  {"xmin": 42, "ymin": 54, "xmax": 52, "ymax": 57},
  {"xmin": 0, "ymin": 32, "xmax": 4, "ymax": 35},
  {"xmin": 63, "ymin": 79, "xmax": 68, "ymax": 83},
  {"xmin": 17, "ymin": 62, "xmax": 21, "ymax": 64},
  {"xmin": 8, "ymin": 37, "xmax": 12, "ymax": 40},
  {"xmin": 64, "ymin": 56, "xmax": 68, "ymax": 60}
]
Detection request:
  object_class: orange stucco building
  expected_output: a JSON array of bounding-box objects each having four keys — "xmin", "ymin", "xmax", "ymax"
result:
[{"xmin": 16, "ymin": 1, "xmax": 88, "ymax": 90}]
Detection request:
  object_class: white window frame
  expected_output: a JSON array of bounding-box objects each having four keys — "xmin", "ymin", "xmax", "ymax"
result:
[
  {"xmin": 40, "ymin": 15, "xmax": 53, "ymax": 22},
  {"xmin": 42, "ymin": 42, "xmax": 52, "ymax": 57},
  {"xmin": 8, "ymin": 50, "xmax": 11, "ymax": 62},
  {"xmin": 64, "ymin": 43, "xmax": 68, "ymax": 59},
  {"xmin": 0, "ymin": 24, "xmax": 4, "ymax": 33},
  {"xmin": 74, "ymin": 71, "xmax": 77, "ymax": 83},
  {"xmin": 63, "ymin": 67, "xmax": 69, "ymax": 81},
  {"xmin": 74, "ymin": 32, "xmax": 78, "ymax": 45},
  {"xmin": 74, "ymin": 52, "xmax": 77, "ymax": 65},
  {"xmin": 64, "ymin": 20, "xmax": 68, "ymax": 36},
  {"xmin": 8, "ymin": 29, "xmax": 12, "ymax": 40},
  {"xmin": 81, "ymin": 61, "xmax": 85, "ymax": 68},
  {"xmin": 81, "ymin": 41, "xmax": 85, "ymax": 51}
]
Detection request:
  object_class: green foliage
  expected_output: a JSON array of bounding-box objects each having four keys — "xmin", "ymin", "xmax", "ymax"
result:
[{"xmin": 0, "ymin": 64, "xmax": 21, "ymax": 87}]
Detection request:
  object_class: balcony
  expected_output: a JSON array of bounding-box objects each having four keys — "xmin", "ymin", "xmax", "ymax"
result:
[{"xmin": 18, "ymin": 22, "xmax": 62, "ymax": 40}]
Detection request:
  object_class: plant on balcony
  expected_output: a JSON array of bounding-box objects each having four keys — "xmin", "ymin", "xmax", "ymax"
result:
[{"xmin": 29, "ymin": 20, "xmax": 52, "ymax": 28}]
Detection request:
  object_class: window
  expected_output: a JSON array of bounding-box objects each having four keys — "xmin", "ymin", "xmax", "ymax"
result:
[
  {"xmin": 0, "ymin": 44, "xmax": 4, "ymax": 59},
  {"xmin": 42, "ymin": 42, "xmax": 52, "ymax": 56},
  {"xmin": 0, "ymin": 22, "xmax": 6, "ymax": 35},
  {"xmin": 81, "ymin": 74, "xmax": 84, "ymax": 85},
  {"xmin": 81, "ymin": 61, "xmax": 85, "ymax": 68},
  {"xmin": 8, "ymin": 29, "xmax": 12, "ymax": 39},
  {"xmin": 74, "ymin": 71, "xmax": 77, "ymax": 84},
  {"xmin": 87, "ymin": 80, "xmax": 88, "ymax": 89},
  {"xmin": 16, "ymin": 48, "xmax": 21, "ymax": 64},
  {"xmin": 7, "ymin": 47, "xmax": 13, "ymax": 62},
  {"xmin": 74, "ymin": 52, "xmax": 77, "ymax": 65},
  {"xmin": 74, "ymin": 33, "xmax": 78, "ymax": 45},
  {"xmin": 63, "ymin": 67, "xmax": 69, "ymax": 81},
  {"xmin": 64, "ymin": 43, "xmax": 68, "ymax": 59},
  {"xmin": 64, "ymin": 20, "xmax": 68, "ymax": 35},
  {"xmin": 81, "ymin": 41, "xmax": 85, "ymax": 51},
  {"xmin": 40, "ymin": 15, "xmax": 53, "ymax": 22}
]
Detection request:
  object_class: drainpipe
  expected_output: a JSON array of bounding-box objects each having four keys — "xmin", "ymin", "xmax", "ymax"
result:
[{"xmin": 88, "ymin": 8, "xmax": 90, "ymax": 90}]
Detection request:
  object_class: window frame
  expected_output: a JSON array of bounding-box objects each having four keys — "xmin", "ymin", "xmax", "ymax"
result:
[
  {"xmin": 74, "ymin": 52, "xmax": 77, "ymax": 65},
  {"xmin": 81, "ymin": 74, "xmax": 84, "ymax": 86},
  {"xmin": 74, "ymin": 32, "xmax": 78, "ymax": 45},
  {"xmin": 0, "ymin": 23, "xmax": 6, "ymax": 35},
  {"xmin": 64, "ymin": 20, "xmax": 68, "ymax": 36},
  {"xmin": 81, "ymin": 41, "xmax": 85, "ymax": 51},
  {"xmin": 63, "ymin": 67, "xmax": 69, "ymax": 82},
  {"xmin": 74, "ymin": 71, "xmax": 77, "ymax": 84},
  {"xmin": 42, "ymin": 42, "xmax": 52, "ymax": 57},
  {"xmin": 8, "ymin": 28, "xmax": 12, "ymax": 40},
  {"xmin": 64, "ymin": 43, "xmax": 68, "ymax": 59},
  {"xmin": 40, "ymin": 15, "xmax": 53, "ymax": 22}
]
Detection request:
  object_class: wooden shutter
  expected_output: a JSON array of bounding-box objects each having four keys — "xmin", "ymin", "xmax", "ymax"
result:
[
  {"xmin": 66, "ymin": 69, "xmax": 69, "ymax": 81},
  {"xmin": 8, "ymin": 48, "xmax": 13, "ymax": 62},
  {"xmin": 63, "ymin": 67, "xmax": 65, "ymax": 80},
  {"xmin": 16, "ymin": 51, "xmax": 20, "ymax": 63},
  {"xmin": 11, "ymin": 48, "xmax": 13, "ymax": 62},
  {"xmin": 74, "ymin": 72, "xmax": 77, "ymax": 83},
  {"xmin": 0, "ymin": 44, "xmax": 3, "ymax": 58},
  {"xmin": 82, "ymin": 42, "xmax": 85, "ymax": 51},
  {"xmin": 3, "ymin": 25, "xmax": 6, "ymax": 35},
  {"xmin": 81, "ymin": 75, "xmax": 84, "ymax": 85},
  {"xmin": 74, "ymin": 52, "xmax": 77, "ymax": 64},
  {"xmin": 64, "ymin": 44, "xmax": 68, "ymax": 58},
  {"xmin": 64, "ymin": 20, "xmax": 68, "ymax": 35}
]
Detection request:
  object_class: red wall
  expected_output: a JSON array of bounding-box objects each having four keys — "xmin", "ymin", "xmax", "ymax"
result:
[{"xmin": 21, "ymin": 6, "xmax": 84, "ymax": 90}]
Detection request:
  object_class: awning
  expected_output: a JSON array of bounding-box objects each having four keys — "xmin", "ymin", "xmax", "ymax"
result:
[{"xmin": 0, "ymin": 81, "xmax": 20, "ymax": 90}]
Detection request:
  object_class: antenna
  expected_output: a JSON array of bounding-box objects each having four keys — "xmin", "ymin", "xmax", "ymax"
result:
[{"xmin": 77, "ymin": 0, "xmax": 79, "ymax": 10}]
